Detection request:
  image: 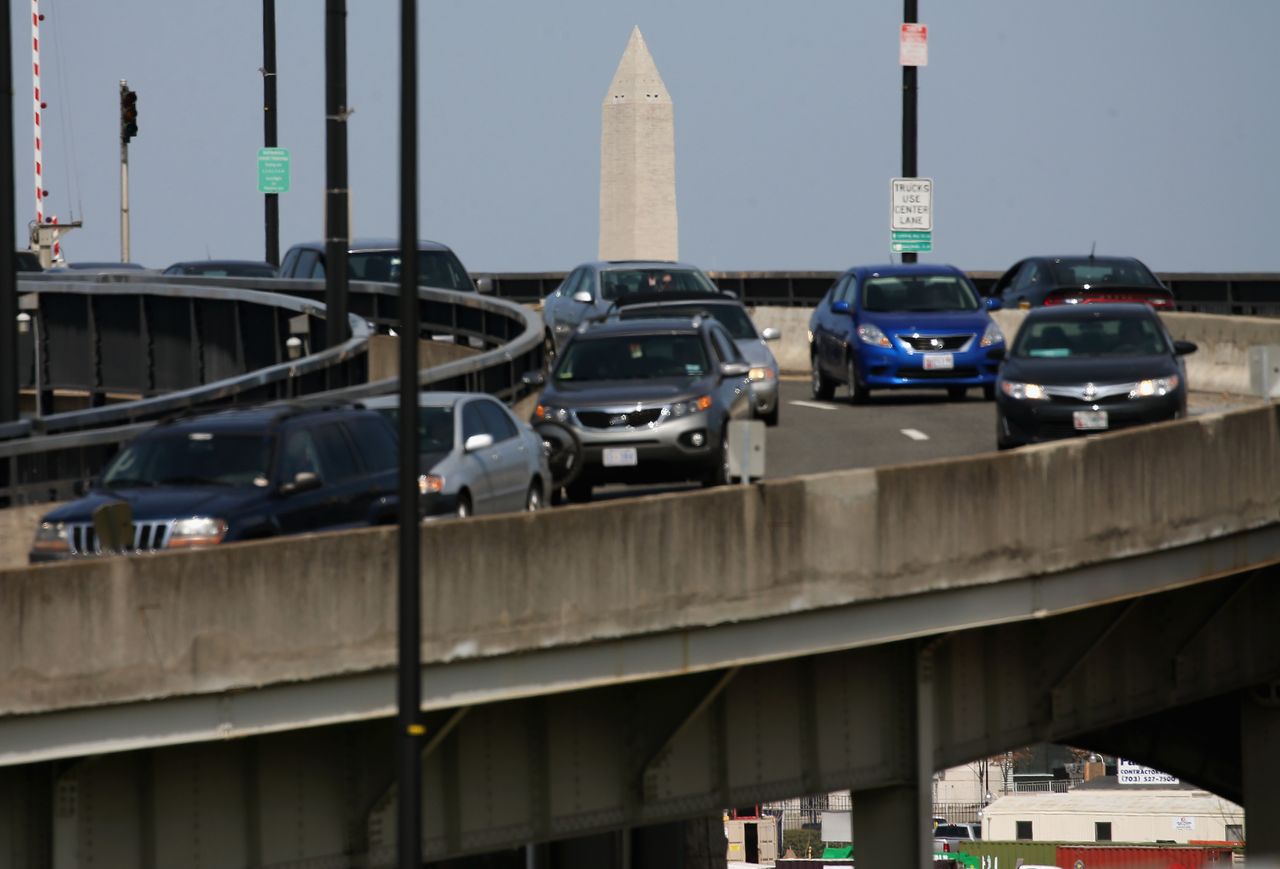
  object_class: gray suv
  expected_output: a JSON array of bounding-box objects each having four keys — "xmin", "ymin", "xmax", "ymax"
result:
[
  {"xmin": 528, "ymin": 317, "xmax": 752, "ymax": 502},
  {"xmin": 540, "ymin": 260, "xmax": 722, "ymax": 355}
]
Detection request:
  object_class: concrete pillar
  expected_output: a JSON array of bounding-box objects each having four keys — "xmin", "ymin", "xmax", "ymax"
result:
[
  {"xmin": 1243, "ymin": 685, "xmax": 1280, "ymax": 858},
  {"xmin": 851, "ymin": 785, "xmax": 918, "ymax": 868}
]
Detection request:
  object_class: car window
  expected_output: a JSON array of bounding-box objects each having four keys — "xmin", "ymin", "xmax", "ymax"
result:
[
  {"xmin": 462, "ymin": 401, "xmax": 488, "ymax": 441},
  {"xmin": 862, "ymin": 275, "xmax": 980, "ymax": 312},
  {"xmin": 598, "ymin": 268, "xmax": 717, "ymax": 300},
  {"xmin": 278, "ymin": 428, "xmax": 324, "ymax": 481},
  {"xmin": 835, "ymin": 276, "xmax": 856, "ymax": 305},
  {"xmin": 1013, "ymin": 316, "xmax": 1168, "ymax": 358},
  {"xmin": 310, "ymin": 422, "xmax": 363, "ymax": 482},
  {"xmin": 619, "ymin": 303, "xmax": 757, "ymax": 340},
  {"xmin": 476, "ymin": 401, "xmax": 519, "ymax": 442},
  {"xmin": 295, "ymin": 250, "xmax": 322, "ymax": 280},
  {"xmin": 554, "ymin": 333, "xmax": 710, "ymax": 381},
  {"xmin": 343, "ymin": 416, "xmax": 398, "ymax": 472},
  {"xmin": 375, "ymin": 406, "xmax": 455, "ymax": 454},
  {"xmin": 1010, "ymin": 260, "xmax": 1041, "ymax": 292},
  {"xmin": 709, "ymin": 327, "xmax": 742, "ymax": 364},
  {"xmin": 279, "ymin": 248, "xmax": 300, "ymax": 276},
  {"xmin": 1047, "ymin": 258, "xmax": 1161, "ymax": 287},
  {"xmin": 101, "ymin": 432, "xmax": 270, "ymax": 488},
  {"xmin": 558, "ymin": 267, "xmax": 585, "ymax": 298}
]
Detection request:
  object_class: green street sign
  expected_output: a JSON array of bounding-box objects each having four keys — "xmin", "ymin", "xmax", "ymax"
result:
[
  {"xmin": 891, "ymin": 230, "xmax": 932, "ymax": 242},
  {"xmin": 257, "ymin": 147, "xmax": 290, "ymax": 194},
  {"xmin": 891, "ymin": 239, "xmax": 932, "ymax": 253}
]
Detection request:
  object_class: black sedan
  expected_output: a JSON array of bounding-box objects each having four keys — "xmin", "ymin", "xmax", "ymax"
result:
[
  {"xmin": 988, "ymin": 255, "xmax": 1175, "ymax": 310},
  {"xmin": 992, "ymin": 304, "xmax": 1196, "ymax": 450}
]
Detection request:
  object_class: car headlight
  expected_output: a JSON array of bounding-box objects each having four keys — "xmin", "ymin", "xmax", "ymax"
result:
[
  {"xmin": 32, "ymin": 520, "xmax": 70, "ymax": 553},
  {"xmin": 1130, "ymin": 375, "xmax": 1179, "ymax": 398},
  {"xmin": 534, "ymin": 404, "xmax": 570, "ymax": 423},
  {"xmin": 980, "ymin": 321, "xmax": 1005, "ymax": 348},
  {"xmin": 856, "ymin": 323, "xmax": 892, "ymax": 348},
  {"xmin": 748, "ymin": 366, "xmax": 775, "ymax": 382},
  {"xmin": 668, "ymin": 395, "xmax": 714, "ymax": 417},
  {"xmin": 1000, "ymin": 380, "xmax": 1049, "ymax": 400},
  {"xmin": 418, "ymin": 474, "xmax": 445, "ymax": 494},
  {"xmin": 167, "ymin": 517, "xmax": 227, "ymax": 549}
]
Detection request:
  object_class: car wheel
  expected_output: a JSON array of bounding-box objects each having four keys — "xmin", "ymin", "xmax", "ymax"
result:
[
  {"xmin": 761, "ymin": 404, "xmax": 779, "ymax": 427},
  {"xmin": 525, "ymin": 481, "xmax": 544, "ymax": 512},
  {"xmin": 848, "ymin": 358, "xmax": 870, "ymax": 404},
  {"xmin": 565, "ymin": 479, "xmax": 593, "ymax": 503},
  {"xmin": 455, "ymin": 491, "xmax": 472, "ymax": 519},
  {"xmin": 811, "ymin": 357, "xmax": 834, "ymax": 401},
  {"xmin": 703, "ymin": 430, "xmax": 731, "ymax": 487},
  {"xmin": 982, "ymin": 383, "xmax": 996, "ymax": 401}
]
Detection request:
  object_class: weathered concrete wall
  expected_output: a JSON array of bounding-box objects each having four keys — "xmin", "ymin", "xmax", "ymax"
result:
[
  {"xmin": 0, "ymin": 503, "xmax": 59, "ymax": 572},
  {"xmin": 365, "ymin": 334, "xmax": 475, "ymax": 382},
  {"xmin": 752, "ymin": 305, "xmax": 1279, "ymax": 394},
  {"xmin": 3, "ymin": 404, "xmax": 1279, "ymax": 719}
]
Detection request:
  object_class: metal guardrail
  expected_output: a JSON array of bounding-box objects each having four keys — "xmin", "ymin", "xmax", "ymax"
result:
[
  {"xmin": 2, "ymin": 275, "xmax": 543, "ymax": 506},
  {"xmin": 475, "ymin": 269, "xmax": 1280, "ymax": 312}
]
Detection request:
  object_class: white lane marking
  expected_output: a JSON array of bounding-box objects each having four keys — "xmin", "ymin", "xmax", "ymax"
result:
[
  {"xmin": 900, "ymin": 428, "xmax": 930, "ymax": 441},
  {"xmin": 789, "ymin": 400, "xmax": 838, "ymax": 411}
]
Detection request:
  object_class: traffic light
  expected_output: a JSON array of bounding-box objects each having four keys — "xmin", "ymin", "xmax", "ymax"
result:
[{"xmin": 120, "ymin": 84, "xmax": 138, "ymax": 144}]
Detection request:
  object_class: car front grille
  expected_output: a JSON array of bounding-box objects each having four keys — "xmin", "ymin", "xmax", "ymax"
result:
[
  {"xmin": 898, "ymin": 367, "xmax": 979, "ymax": 380},
  {"xmin": 575, "ymin": 408, "xmax": 664, "ymax": 430},
  {"xmin": 67, "ymin": 520, "xmax": 174, "ymax": 556},
  {"xmin": 897, "ymin": 333, "xmax": 973, "ymax": 352}
]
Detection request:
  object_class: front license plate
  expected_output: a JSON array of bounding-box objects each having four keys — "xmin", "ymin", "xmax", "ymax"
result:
[
  {"xmin": 602, "ymin": 447, "xmax": 638, "ymax": 467},
  {"xmin": 1073, "ymin": 410, "xmax": 1109, "ymax": 431},
  {"xmin": 923, "ymin": 353, "xmax": 954, "ymax": 370}
]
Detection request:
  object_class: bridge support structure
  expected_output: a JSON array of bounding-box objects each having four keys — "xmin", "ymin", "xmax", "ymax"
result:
[{"xmin": 1244, "ymin": 683, "xmax": 1280, "ymax": 859}]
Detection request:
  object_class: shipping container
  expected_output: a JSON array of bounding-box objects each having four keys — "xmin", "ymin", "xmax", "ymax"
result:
[
  {"xmin": 958, "ymin": 839, "xmax": 1061, "ymax": 868},
  {"xmin": 1055, "ymin": 843, "xmax": 1234, "ymax": 868}
]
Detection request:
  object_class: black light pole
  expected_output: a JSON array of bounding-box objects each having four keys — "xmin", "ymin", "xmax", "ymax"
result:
[
  {"xmin": 0, "ymin": 0, "xmax": 17, "ymax": 425},
  {"xmin": 263, "ymin": 0, "xmax": 279, "ymax": 269},
  {"xmin": 324, "ymin": 0, "xmax": 350, "ymax": 352},
  {"xmin": 901, "ymin": 0, "xmax": 919, "ymax": 264},
  {"xmin": 396, "ymin": 0, "xmax": 423, "ymax": 867}
]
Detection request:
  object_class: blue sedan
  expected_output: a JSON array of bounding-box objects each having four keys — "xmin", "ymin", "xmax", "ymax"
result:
[{"xmin": 807, "ymin": 263, "xmax": 1004, "ymax": 402}]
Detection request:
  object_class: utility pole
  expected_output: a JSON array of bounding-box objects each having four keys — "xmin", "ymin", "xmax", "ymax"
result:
[
  {"xmin": 323, "ymin": 0, "xmax": 350, "ymax": 352},
  {"xmin": 119, "ymin": 81, "xmax": 138, "ymax": 263},
  {"xmin": 1, "ymin": 0, "xmax": 17, "ymax": 424},
  {"xmin": 396, "ymin": 1, "xmax": 423, "ymax": 864},
  {"xmin": 263, "ymin": 0, "xmax": 279, "ymax": 268},
  {"xmin": 901, "ymin": 0, "xmax": 918, "ymax": 264}
]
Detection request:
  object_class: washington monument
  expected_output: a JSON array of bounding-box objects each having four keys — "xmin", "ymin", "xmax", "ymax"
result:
[{"xmin": 599, "ymin": 26, "xmax": 678, "ymax": 262}]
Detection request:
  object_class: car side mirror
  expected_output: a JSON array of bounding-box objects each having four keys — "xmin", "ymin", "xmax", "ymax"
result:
[
  {"xmin": 522, "ymin": 370, "xmax": 546, "ymax": 386},
  {"xmin": 1173, "ymin": 340, "xmax": 1198, "ymax": 356},
  {"xmin": 986, "ymin": 347, "xmax": 1006, "ymax": 361},
  {"xmin": 830, "ymin": 300, "xmax": 851, "ymax": 315},
  {"xmin": 572, "ymin": 290, "xmax": 593, "ymax": 304},
  {"xmin": 720, "ymin": 361, "xmax": 751, "ymax": 378},
  {"xmin": 760, "ymin": 327, "xmax": 781, "ymax": 342},
  {"xmin": 280, "ymin": 470, "xmax": 322, "ymax": 495},
  {"xmin": 984, "ymin": 296, "xmax": 1003, "ymax": 311},
  {"xmin": 464, "ymin": 433, "xmax": 495, "ymax": 453},
  {"xmin": 474, "ymin": 276, "xmax": 494, "ymax": 295}
]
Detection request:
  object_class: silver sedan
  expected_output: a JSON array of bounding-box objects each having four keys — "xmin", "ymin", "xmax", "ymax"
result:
[{"xmin": 362, "ymin": 392, "xmax": 551, "ymax": 518}]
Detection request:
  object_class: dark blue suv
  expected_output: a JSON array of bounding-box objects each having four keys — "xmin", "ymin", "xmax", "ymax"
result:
[
  {"xmin": 29, "ymin": 404, "xmax": 401, "ymax": 563},
  {"xmin": 808, "ymin": 263, "xmax": 1004, "ymax": 403}
]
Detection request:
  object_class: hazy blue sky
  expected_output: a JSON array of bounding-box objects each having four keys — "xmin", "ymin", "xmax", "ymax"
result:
[{"xmin": 11, "ymin": 1, "xmax": 1279, "ymax": 273}]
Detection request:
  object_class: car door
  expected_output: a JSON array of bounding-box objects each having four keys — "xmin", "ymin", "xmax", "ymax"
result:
[
  {"xmin": 475, "ymin": 399, "xmax": 529, "ymax": 512},
  {"xmin": 308, "ymin": 421, "xmax": 372, "ymax": 529},
  {"xmin": 341, "ymin": 414, "xmax": 400, "ymax": 521},
  {"xmin": 272, "ymin": 425, "xmax": 336, "ymax": 534},
  {"xmin": 822, "ymin": 276, "xmax": 855, "ymax": 375},
  {"xmin": 458, "ymin": 400, "xmax": 500, "ymax": 513}
]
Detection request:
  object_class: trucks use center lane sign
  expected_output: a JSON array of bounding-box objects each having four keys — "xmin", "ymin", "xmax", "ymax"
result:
[{"xmin": 891, "ymin": 177, "xmax": 932, "ymax": 231}]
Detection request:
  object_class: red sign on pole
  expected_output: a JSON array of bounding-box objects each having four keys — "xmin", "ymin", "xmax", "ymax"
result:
[{"xmin": 900, "ymin": 23, "xmax": 928, "ymax": 67}]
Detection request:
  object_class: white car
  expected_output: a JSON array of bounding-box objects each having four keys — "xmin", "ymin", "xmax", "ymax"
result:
[{"xmin": 363, "ymin": 392, "xmax": 551, "ymax": 518}]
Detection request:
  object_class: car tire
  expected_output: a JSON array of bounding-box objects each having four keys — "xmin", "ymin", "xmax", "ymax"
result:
[
  {"xmin": 982, "ymin": 383, "xmax": 996, "ymax": 401},
  {"xmin": 455, "ymin": 491, "xmax": 472, "ymax": 519},
  {"xmin": 703, "ymin": 430, "xmax": 731, "ymax": 487},
  {"xmin": 848, "ymin": 358, "xmax": 870, "ymax": 404},
  {"xmin": 565, "ymin": 479, "xmax": 593, "ymax": 503},
  {"xmin": 811, "ymin": 357, "xmax": 834, "ymax": 401},
  {"xmin": 761, "ymin": 404, "xmax": 779, "ymax": 427},
  {"xmin": 525, "ymin": 481, "xmax": 544, "ymax": 512},
  {"xmin": 947, "ymin": 386, "xmax": 968, "ymax": 401}
]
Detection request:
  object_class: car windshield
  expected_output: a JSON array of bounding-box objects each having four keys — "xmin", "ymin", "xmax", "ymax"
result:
[
  {"xmin": 373, "ymin": 406, "xmax": 455, "ymax": 453},
  {"xmin": 101, "ymin": 432, "xmax": 272, "ymax": 488},
  {"xmin": 1014, "ymin": 316, "xmax": 1169, "ymax": 358},
  {"xmin": 348, "ymin": 250, "xmax": 472, "ymax": 292},
  {"xmin": 599, "ymin": 269, "xmax": 717, "ymax": 301},
  {"xmin": 554, "ymin": 333, "xmax": 710, "ymax": 381},
  {"xmin": 935, "ymin": 826, "xmax": 974, "ymax": 838},
  {"xmin": 1046, "ymin": 258, "xmax": 1161, "ymax": 287},
  {"xmin": 172, "ymin": 263, "xmax": 276, "ymax": 278},
  {"xmin": 620, "ymin": 303, "xmax": 757, "ymax": 340},
  {"xmin": 861, "ymin": 275, "xmax": 980, "ymax": 312}
]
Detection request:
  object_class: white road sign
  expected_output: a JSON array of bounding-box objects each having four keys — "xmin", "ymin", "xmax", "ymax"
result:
[
  {"xmin": 891, "ymin": 177, "xmax": 933, "ymax": 231},
  {"xmin": 900, "ymin": 23, "xmax": 928, "ymax": 67}
]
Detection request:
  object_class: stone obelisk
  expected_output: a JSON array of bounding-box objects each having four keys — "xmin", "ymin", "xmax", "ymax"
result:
[{"xmin": 599, "ymin": 26, "xmax": 678, "ymax": 262}]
